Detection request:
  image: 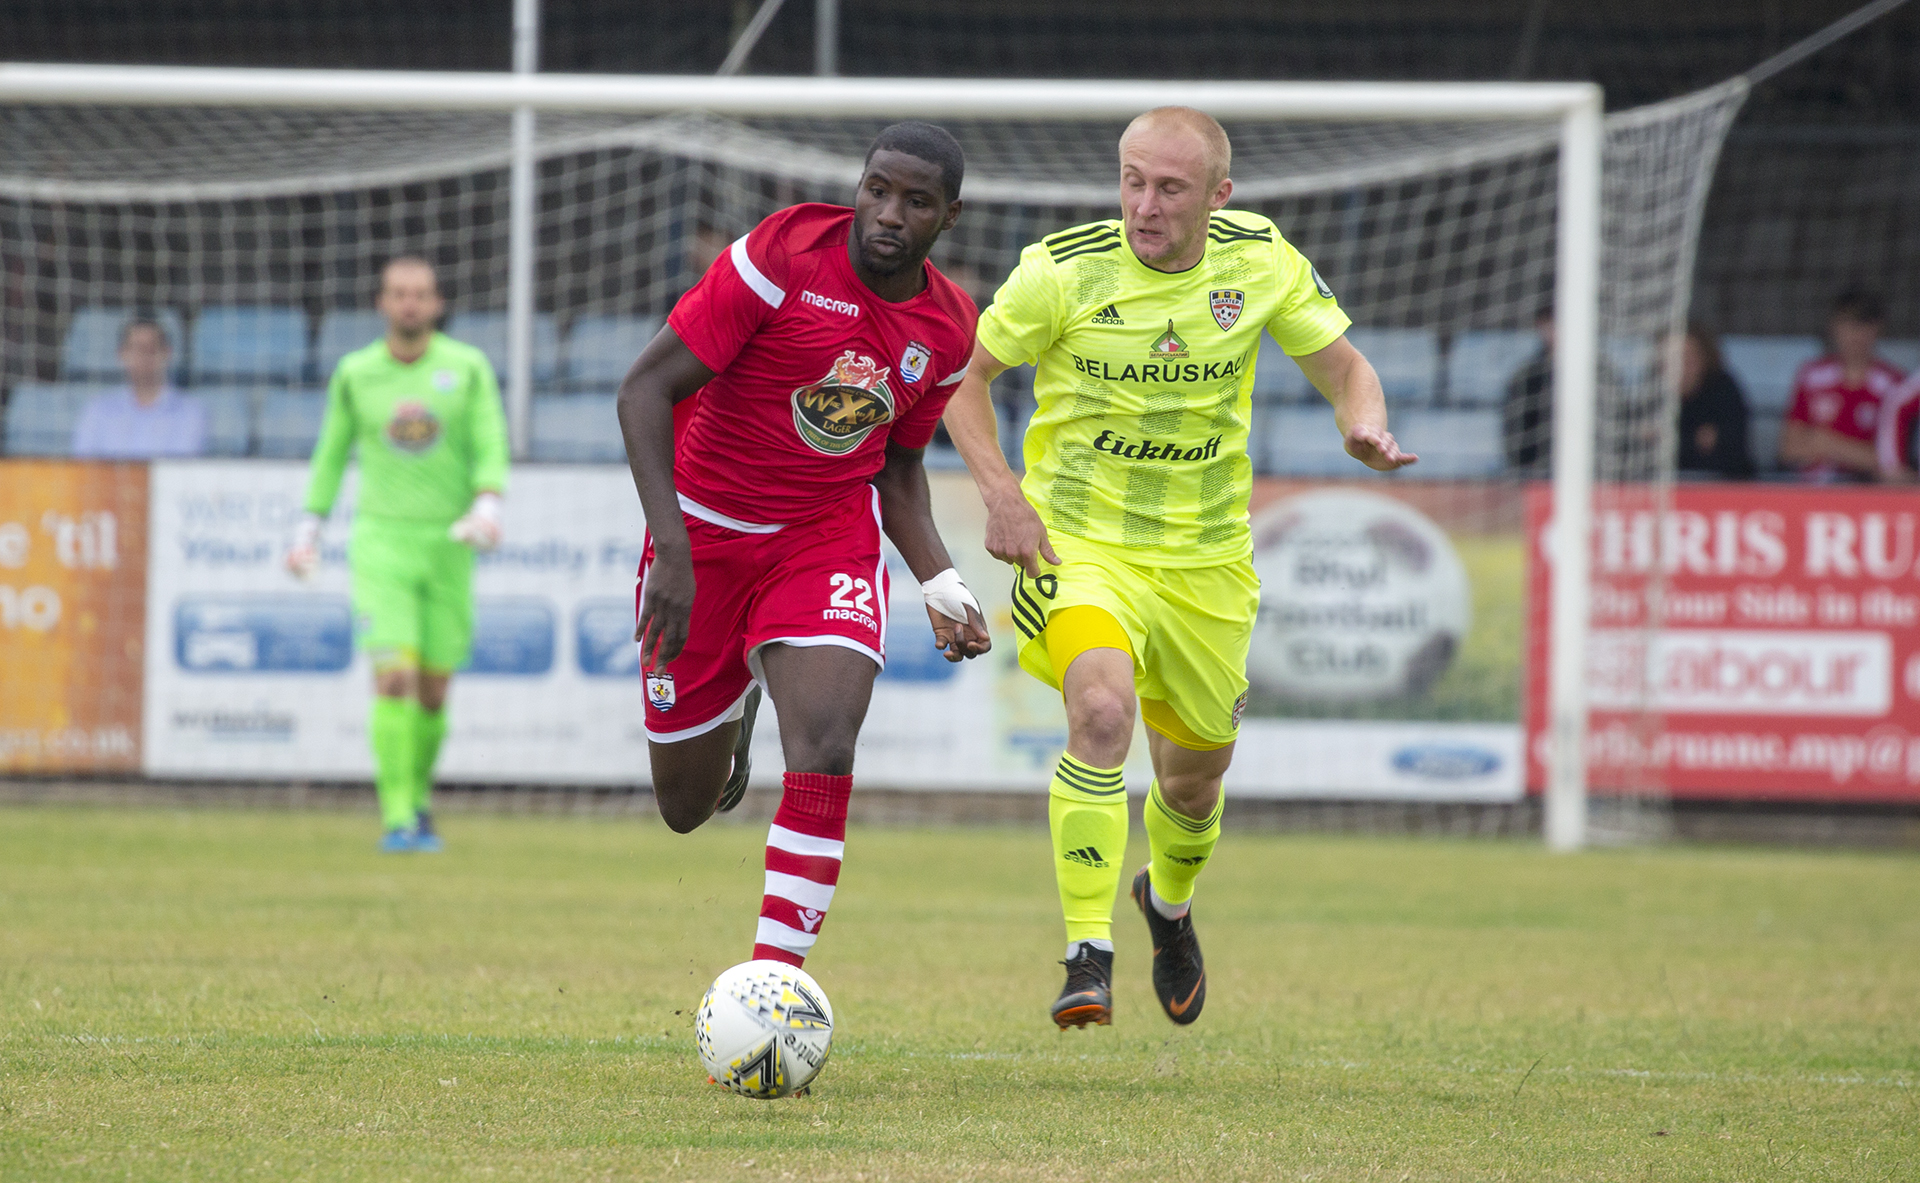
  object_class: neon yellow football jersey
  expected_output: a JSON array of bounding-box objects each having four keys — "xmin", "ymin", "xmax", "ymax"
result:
[{"xmin": 976, "ymin": 210, "xmax": 1350, "ymax": 566}]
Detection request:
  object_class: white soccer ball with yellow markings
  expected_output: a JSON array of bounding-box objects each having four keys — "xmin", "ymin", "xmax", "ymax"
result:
[{"xmin": 695, "ymin": 960, "xmax": 834, "ymax": 1099}]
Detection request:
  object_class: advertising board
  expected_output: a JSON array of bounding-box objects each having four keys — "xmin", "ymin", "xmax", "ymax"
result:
[
  {"xmin": 0, "ymin": 460, "xmax": 147, "ymax": 772},
  {"xmin": 133, "ymin": 462, "xmax": 1526, "ymax": 799},
  {"xmin": 1526, "ymin": 484, "xmax": 1920, "ymax": 801}
]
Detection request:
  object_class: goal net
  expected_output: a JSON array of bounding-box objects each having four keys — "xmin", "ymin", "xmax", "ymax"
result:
[{"xmin": 0, "ymin": 73, "xmax": 1745, "ymax": 842}]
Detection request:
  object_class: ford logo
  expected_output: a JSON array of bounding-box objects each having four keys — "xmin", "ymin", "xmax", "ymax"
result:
[{"xmin": 1391, "ymin": 744, "xmax": 1502, "ymax": 779}]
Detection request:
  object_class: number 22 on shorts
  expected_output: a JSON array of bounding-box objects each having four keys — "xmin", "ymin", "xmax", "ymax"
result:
[{"xmin": 824, "ymin": 572, "xmax": 877, "ymax": 628}]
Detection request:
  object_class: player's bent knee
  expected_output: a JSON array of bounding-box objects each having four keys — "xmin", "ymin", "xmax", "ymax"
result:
[
  {"xmin": 1066, "ymin": 686, "xmax": 1134, "ymax": 762},
  {"xmin": 654, "ymin": 792, "xmax": 714, "ymax": 834}
]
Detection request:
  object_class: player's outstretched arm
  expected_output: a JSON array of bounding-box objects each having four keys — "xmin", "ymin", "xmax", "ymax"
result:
[
  {"xmin": 615, "ymin": 326, "xmax": 717, "ymax": 668},
  {"xmin": 942, "ymin": 340, "xmax": 1060, "ymax": 578},
  {"xmin": 873, "ymin": 439, "xmax": 991, "ymax": 662},
  {"xmin": 1295, "ymin": 336, "xmax": 1419, "ymax": 472}
]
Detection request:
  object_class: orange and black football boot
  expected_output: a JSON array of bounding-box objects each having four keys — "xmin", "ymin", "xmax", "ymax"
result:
[
  {"xmin": 1132, "ymin": 866, "xmax": 1206, "ymax": 1025},
  {"xmin": 1050, "ymin": 943, "xmax": 1113, "ymax": 1029}
]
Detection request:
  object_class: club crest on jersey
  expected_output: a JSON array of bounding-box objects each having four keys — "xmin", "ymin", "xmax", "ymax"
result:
[
  {"xmin": 386, "ymin": 400, "xmax": 441, "ymax": 452},
  {"xmin": 791, "ymin": 350, "xmax": 896, "ymax": 455},
  {"xmin": 645, "ymin": 670, "xmax": 676, "ymax": 711},
  {"xmin": 899, "ymin": 340, "xmax": 932, "ymax": 385},
  {"xmin": 1209, "ymin": 289, "xmax": 1245, "ymax": 332},
  {"xmin": 1148, "ymin": 320, "xmax": 1189, "ymax": 360}
]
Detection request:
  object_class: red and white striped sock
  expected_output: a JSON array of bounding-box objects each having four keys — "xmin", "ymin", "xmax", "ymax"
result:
[{"xmin": 752, "ymin": 771, "xmax": 852, "ymax": 967}]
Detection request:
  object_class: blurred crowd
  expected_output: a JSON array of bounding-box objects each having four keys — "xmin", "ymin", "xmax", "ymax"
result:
[{"xmin": 1502, "ymin": 288, "xmax": 1920, "ymax": 484}]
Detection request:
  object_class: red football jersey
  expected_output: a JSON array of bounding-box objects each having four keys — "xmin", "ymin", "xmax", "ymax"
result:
[
  {"xmin": 1784, "ymin": 354, "xmax": 1904, "ymax": 479},
  {"xmin": 667, "ymin": 203, "xmax": 977, "ymax": 528},
  {"xmin": 1878, "ymin": 370, "xmax": 1920, "ymax": 474}
]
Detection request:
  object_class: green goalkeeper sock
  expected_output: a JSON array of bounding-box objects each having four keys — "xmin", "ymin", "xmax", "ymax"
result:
[
  {"xmin": 1048, "ymin": 753, "xmax": 1129, "ymax": 947},
  {"xmin": 370, "ymin": 695, "xmax": 420, "ymax": 832},
  {"xmin": 413, "ymin": 706, "xmax": 446, "ymax": 815},
  {"xmin": 1144, "ymin": 779, "xmax": 1221, "ymax": 918}
]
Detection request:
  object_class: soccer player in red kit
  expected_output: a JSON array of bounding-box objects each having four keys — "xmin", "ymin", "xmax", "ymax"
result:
[
  {"xmin": 1780, "ymin": 288, "xmax": 1904, "ymax": 482},
  {"xmin": 616, "ymin": 123, "xmax": 991, "ymax": 968}
]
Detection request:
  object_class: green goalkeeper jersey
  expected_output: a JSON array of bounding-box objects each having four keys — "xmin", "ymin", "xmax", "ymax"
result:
[
  {"xmin": 976, "ymin": 210, "xmax": 1350, "ymax": 566},
  {"xmin": 303, "ymin": 332, "xmax": 510, "ymax": 525}
]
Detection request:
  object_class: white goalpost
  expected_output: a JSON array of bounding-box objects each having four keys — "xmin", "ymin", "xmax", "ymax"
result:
[{"xmin": 1, "ymin": 61, "xmax": 1744, "ymax": 843}]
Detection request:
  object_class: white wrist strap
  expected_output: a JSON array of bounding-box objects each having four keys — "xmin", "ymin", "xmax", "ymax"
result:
[
  {"xmin": 921, "ymin": 567, "xmax": 980, "ymax": 624},
  {"xmin": 293, "ymin": 513, "xmax": 323, "ymax": 548}
]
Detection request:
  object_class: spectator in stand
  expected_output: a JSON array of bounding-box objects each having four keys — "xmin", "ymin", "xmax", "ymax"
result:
[
  {"xmin": 1673, "ymin": 322, "xmax": 1754, "ymax": 479},
  {"xmin": 1778, "ymin": 288, "xmax": 1903, "ymax": 482},
  {"xmin": 1877, "ymin": 366, "xmax": 1920, "ymax": 482},
  {"xmin": 70, "ymin": 318, "xmax": 207, "ymax": 459},
  {"xmin": 1501, "ymin": 304, "xmax": 1555, "ymax": 474}
]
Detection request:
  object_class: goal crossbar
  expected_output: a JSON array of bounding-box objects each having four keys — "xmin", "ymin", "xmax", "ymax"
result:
[
  {"xmin": 0, "ymin": 65, "xmax": 1603, "ymax": 849},
  {"xmin": 0, "ymin": 64, "xmax": 1599, "ymax": 121}
]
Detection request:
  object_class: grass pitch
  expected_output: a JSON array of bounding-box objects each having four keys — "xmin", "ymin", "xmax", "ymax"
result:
[{"xmin": 2, "ymin": 805, "xmax": 1916, "ymax": 1181}]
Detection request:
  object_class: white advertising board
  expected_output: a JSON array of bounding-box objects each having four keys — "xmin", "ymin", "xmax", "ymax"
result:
[{"xmin": 141, "ymin": 462, "xmax": 1518, "ymax": 799}]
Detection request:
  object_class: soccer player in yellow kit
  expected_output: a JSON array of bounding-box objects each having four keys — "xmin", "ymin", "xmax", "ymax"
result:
[{"xmin": 945, "ymin": 107, "xmax": 1417, "ymax": 1028}]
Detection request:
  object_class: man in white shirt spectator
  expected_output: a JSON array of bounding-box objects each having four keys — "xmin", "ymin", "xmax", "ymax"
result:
[{"xmin": 70, "ymin": 317, "xmax": 208, "ymax": 458}]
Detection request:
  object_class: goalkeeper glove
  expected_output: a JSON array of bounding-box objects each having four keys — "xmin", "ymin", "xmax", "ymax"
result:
[
  {"xmin": 449, "ymin": 491, "xmax": 504, "ymax": 552},
  {"xmin": 285, "ymin": 513, "xmax": 323, "ymax": 581},
  {"xmin": 921, "ymin": 567, "xmax": 981, "ymax": 624}
]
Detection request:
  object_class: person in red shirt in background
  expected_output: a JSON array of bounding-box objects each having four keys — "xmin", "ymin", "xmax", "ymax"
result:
[{"xmin": 1779, "ymin": 288, "xmax": 1904, "ymax": 482}]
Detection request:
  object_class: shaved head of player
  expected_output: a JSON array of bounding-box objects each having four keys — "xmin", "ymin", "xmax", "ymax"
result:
[
  {"xmin": 941, "ymin": 106, "xmax": 1417, "ymax": 1031},
  {"xmin": 1117, "ymin": 106, "xmax": 1234, "ymax": 273},
  {"xmin": 614, "ymin": 121, "xmax": 990, "ymax": 972}
]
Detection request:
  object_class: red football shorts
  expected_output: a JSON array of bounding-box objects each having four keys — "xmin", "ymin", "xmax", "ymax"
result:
[{"xmin": 638, "ymin": 485, "xmax": 890, "ymax": 743}]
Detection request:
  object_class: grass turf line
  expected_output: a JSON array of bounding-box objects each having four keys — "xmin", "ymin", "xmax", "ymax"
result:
[{"xmin": 1, "ymin": 806, "xmax": 1915, "ymax": 1181}]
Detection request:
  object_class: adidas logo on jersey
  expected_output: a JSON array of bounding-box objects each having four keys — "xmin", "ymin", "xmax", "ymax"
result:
[
  {"xmin": 1063, "ymin": 846, "xmax": 1110, "ymax": 868},
  {"xmin": 1091, "ymin": 304, "xmax": 1124, "ymax": 325}
]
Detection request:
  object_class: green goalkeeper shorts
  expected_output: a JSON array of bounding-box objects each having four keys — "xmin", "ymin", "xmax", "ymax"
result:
[{"xmin": 350, "ymin": 516, "xmax": 475, "ymax": 674}]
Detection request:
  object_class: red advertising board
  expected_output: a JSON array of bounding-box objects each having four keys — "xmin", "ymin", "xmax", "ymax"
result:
[{"xmin": 1527, "ymin": 484, "xmax": 1920, "ymax": 802}]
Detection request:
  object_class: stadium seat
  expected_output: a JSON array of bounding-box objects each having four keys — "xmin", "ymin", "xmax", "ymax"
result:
[
  {"xmin": 565, "ymin": 314, "xmax": 662, "ymax": 387},
  {"xmin": 1881, "ymin": 338, "xmax": 1920, "ymax": 376},
  {"xmin": 446, "ymin": 311, "xmax": 560, "ymax": 384},
  {"xmin": 190, "ymin": 386, "xmax": 257, "ymax": 457},
  {"xmin": 189, "ymin": 305, "xmax": 309, "ymax": 384},
  {"xmin": 529, "ymin": 394, "xmax": 623, "ymax": 462},
  {"xmin": 255, "ymin": 388, "xmax": 327, "ymax": 458},
  {"xmin": 1444, "ymin": 330, "xmax": 1538, "ymax": 406},
  {"xmin": 1251, "ymin": 336, "xmax": 1313, "ymax": 403},
  {"xmin": 1261, "ymin": 406, "xmax": 1352, "ymax": 476},
  {"xmin": 1720, "ymin": 335, "xmax": 1821, "ymax": 413},
  {"xmin": 1346, "ymin": 327, "xmax": 1439, "ymax": 403},
  {"xmin": 314, "ymin": 309, "xmax": 388, "ymax": 378},
  {"xmin": 61, "ymin": 307, "xmax": 186, "ymax": 382},
  {"xmin": 3, "ymin": 382, "xmax": 101, "ymax": 456},
  {"xmin": 1603, "ymin": 334, "xmax": 1657, "ymax": 389},
  {"xmin": 1392, "ymin": 408, "xmax": 1504, "ymax": 477}
]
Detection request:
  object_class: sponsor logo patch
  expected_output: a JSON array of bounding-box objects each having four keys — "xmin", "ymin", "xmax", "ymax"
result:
[
  {"xmin": 433, "ymin": 368, "xmax": 457, "ymax": 392},
  {"xmin": 386, "ymin": 400, "xmax": 441, "ymax": 452},
  {"xmin": 1148, "ymin": 320, "xmax": 1189, "ymax": 360},
  {"xmin": 1209, "ymin": 288, "xmax": 1245, "ymax": 332},
  {"xmin": 1310, "ymin": 266, "xmax": 1335, "ymax": 300},
  {"xmin": 790, "ymin": 350, "xmax": 896, "ymax": 455},
  {"xmin": 1091, "ymin": 303, "xmax": 1124, "ymax": 325},
  {"xmin": 645, "ymin": 670, "xmax": 676, "ymax": 711}
]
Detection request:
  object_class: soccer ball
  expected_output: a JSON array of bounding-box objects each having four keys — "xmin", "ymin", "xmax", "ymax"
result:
[
  {"xmin": 695, "ymin": 960, "xmax": 834, "ymax": 1099},
  {"xmin": 1246, "ymin": 489, "xmax": 1471, "ymax": 702}
]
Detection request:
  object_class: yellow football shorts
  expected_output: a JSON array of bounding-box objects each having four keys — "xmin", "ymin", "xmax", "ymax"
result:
[{"xmin": 1010, "ymin": 531, "xmax": 1259, "ymax": 750}]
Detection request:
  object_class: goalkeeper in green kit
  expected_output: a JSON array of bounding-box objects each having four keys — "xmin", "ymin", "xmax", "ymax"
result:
[{"xmin": 286, "ymin": 257, "xmax": 510, "ymax": 853}]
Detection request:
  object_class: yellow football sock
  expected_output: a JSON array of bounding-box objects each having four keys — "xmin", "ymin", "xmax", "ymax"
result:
[
  {"xmin": 1144, "ymin": 779, "xmax": 1221, "ymax": 916},
  {"xmin": 1048, "ymin": 753, "xmax": 1128, "ymax": 946}
]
